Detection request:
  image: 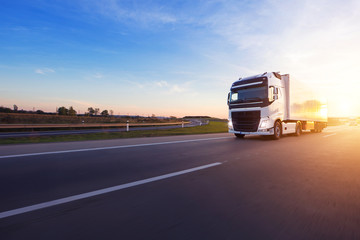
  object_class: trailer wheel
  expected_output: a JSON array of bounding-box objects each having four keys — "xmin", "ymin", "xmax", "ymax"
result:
[
  {"xmin": 311, "ymin": 122, "xmax": 318, "ymax": 133},
  {"xmin": 314, "ymin": 122, "xmax": 322, "ymax": 133},
  {"xmin": 235, "ymin": 133, "xmax": 245, "ymax": 138},
  {"xmin": 295, "ymin": 122, "xmax": 302, "ymax": 136},
  {"xmin": 319, "ymin": 126, "xmax": 323, "ymax": 132},
  {"xmin": 273, "ymin": 121, "xmax": 282, "ymax": 140},
  {"xmin": 317, "ymin": 122, "xmax": 323, "ymax": 133}
]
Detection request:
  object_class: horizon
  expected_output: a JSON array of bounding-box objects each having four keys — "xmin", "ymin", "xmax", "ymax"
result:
[
  {"xmin": 1, "ymin": 0, "xmax": 360, "ymax": 118},
  {"xmin": 0, "ymin": 105, "xmax": 358, "ymax": 120}
]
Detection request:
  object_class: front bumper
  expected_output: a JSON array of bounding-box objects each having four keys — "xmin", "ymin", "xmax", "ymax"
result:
[
  {"xmin": 229, "ymin": 128, "xmax": 274, "ymax": 136},
  {"xmin": 228, "ymin": 116, "xmax": 274, "ymax": 136}
]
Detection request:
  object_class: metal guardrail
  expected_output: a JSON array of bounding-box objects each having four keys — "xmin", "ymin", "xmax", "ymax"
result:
[{"xmin": 0, "ymin": 122, "xmax": 189, "ymax": 129}]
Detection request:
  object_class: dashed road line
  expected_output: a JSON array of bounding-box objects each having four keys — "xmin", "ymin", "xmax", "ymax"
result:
[
  {"xmin": 323, "ymin": 133, "xmax": 337, "ymax": 138},
  {"xmin": 0, "ymin": 162, "xmax": 222, "ymax": 219}
]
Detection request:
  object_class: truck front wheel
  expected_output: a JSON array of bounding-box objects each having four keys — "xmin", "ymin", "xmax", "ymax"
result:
[{"xmin": 273, "ymin": 121, "xmax": 282, "ymax": 140}]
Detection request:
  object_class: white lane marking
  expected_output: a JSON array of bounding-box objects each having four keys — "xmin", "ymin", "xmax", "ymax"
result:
[
  {"xmin": 0, "ymin": 162, "xmax": 222, "ymax": 219},
  {"xmin": 323, "ymin": 133, "xmax": 337, "ymax": 138},
  {"xmin": 0, "ymin": 136, "xmax": 231, "ymax": 159}
]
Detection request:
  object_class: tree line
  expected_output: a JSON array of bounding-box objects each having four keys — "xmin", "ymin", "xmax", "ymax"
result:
[
  {"xmin": 0, "ymin": 105, "xmax": 48, "ymax": 114},
  {"xmin": 0, "ymin": 105, "xmax": 114, "ymax": 117},
  {"xmin": 57, "ymin": 106, "xmax": 113, "ymax": 116}
]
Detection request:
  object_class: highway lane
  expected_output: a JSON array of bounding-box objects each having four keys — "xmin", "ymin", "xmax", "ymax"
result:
[{"xmin": 1, "ymin": 125, "xmax": 360, "ymax": 239}]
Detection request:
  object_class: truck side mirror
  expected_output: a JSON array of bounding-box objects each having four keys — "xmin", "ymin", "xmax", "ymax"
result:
[
  {"xmin": 274, "ymin": 87, "xmax": 279, "ymax": 100},
  {"xmin": 227, "ymin": 92, "xmax": 230, "ymax": 105}
]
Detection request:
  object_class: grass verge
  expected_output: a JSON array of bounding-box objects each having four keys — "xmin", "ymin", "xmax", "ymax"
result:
[{"xmin": 0, "ymin": 121, "xmax": 228, "ymax": 145}]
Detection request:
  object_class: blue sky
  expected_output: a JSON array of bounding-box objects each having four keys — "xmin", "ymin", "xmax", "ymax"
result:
[{"xmin": 1, "ymin": 0, "xmax": 360, "ymax": 118}]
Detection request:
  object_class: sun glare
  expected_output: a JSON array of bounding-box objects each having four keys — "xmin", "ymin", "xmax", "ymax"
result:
[
  {"xmin": 337, "ymin": 100, "xmax": 353, "ymax": 117},
  {"xmin": 320, "ymin": 105, "xmax": 328, "ymax": 119}
]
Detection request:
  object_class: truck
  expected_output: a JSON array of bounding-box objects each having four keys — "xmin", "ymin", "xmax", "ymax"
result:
[{"xmin": 227, "ymin": 72, "xmax": 327, "ymax": 139}]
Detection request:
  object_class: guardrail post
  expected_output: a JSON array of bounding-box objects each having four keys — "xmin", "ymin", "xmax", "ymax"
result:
[{"xmin": 126, "ymin": 121, "xmax": 129, "ymax": 132}]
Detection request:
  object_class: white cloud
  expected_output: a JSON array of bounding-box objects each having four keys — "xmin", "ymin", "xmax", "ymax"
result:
[
  {"xmin": 155, "ymin": 81, "xmax": 168, "ymax": 87},
  {"xmin": 171, "ymin": 0, "xmax": 360, "ymax": 116},
  {"xmin": 35, "ymin": 68, "xmax": 55, "ymax": 75}
]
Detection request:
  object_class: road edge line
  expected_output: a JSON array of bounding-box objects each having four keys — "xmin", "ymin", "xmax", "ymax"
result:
[{"xmin": 0, "ymin": 136, "xmax": 231, "ymax": 159}]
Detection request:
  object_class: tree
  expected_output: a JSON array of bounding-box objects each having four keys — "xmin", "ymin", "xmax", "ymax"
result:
[
  {"xmin": 109, "ymin": 110, "xmax": 114, "ymax": 116},
  {"xmin": 68, "ymin": 106, "xmax": 77, "ymax": 116},
  {"xmin": 58, "ymin": 106, "xmax": 69, "ymax": 115},
  {"xmin": 36, "ymin": 110, "xmax": 45, "ymax": 114},
  {"xmin": 101, "ymin": 110, "xmax": 109, "ymax": 116},
  {"xmin": 13, "ymin": 105, "xmax": 18, "ymax": 112},
  {"xmin": 87, "ymin": 107, "xmax": 95, "ymax": 116},
  {"xmin": 0, "ymin": 107, "xmax": 12, "ymax": 113},
  {"xmin": 94, "ymin": 108, "xmax": 100, "ymax": 115}
]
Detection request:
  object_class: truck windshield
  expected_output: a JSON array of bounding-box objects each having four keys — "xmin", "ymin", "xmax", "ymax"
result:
[{"xmin": 230, "ymin": 86, "xmax": 267, "ymax": 104}]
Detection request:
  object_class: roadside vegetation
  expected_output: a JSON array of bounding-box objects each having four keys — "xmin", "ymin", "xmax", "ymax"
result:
[
  {"xmin": 0, "ymin": 105, "xmax": 227, "ymax": 126},
  {"xmin": 0, "ymin": 105, "xmax": 181, "ymax": 125},
  {"xmin": 0, "ymin": 112, "xmax": 179, "ymax": 125},
  {"xmin": 0, "ymin": 121, "xmax": 228, "ymax": 145}
]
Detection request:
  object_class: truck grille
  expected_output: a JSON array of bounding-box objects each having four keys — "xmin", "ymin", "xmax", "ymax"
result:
[{"xmin": 231, "ymin": 111, "xmax": 260, "ymax": 132}]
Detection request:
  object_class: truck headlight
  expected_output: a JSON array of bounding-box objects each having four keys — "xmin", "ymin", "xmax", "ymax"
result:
[
  {"xmin": 259, "ymin": 119, "xmax": 269, "ymax": 129},
  {"xmin": 228, "ymin": 120, "xmax": 233, "ymax": 129}
]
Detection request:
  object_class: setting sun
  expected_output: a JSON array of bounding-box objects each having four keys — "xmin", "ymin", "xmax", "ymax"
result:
[{"xmin": 336, "ymin": 99, "xmax": 354, "ymax": 117}]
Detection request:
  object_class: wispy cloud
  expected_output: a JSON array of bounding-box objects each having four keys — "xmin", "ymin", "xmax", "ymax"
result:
[
  {"xmin": 124, "ymin": 79, "xmax": 146, "ymax": 89},
  {"xmin": 35, "ymin": 68, "xmax": 55, "ymax": 75},
  {"xmin": 194, "ymin": 0, "xmax": 360, "ymax": 116},
  {"xmin": 93, "ymin": 48, "xmax": 120, "ymax": 55},
  {"xmin": 83, "ymin": 0, "xmax": 177, "ymax": 25},
  {"xmin": 93, "ymin": 73, "xmax": 104, "ymax": 79},
  {"xmin": 169, "ymin": 84, "xmax": 186, "ymax": 93},
  {"xmin": 154, "ymin": 80, "xmax": 193, "ymax": 94},
  {"xmin": 155, "ymin": 81, "xmax": 168, "ymax": 87}
]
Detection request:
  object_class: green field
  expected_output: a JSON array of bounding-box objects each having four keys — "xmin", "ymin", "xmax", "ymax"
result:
[
  {"xmin": 0, "ymin": 112, "xmax": 179, "ymax": 124},
  {"xmin": 0, "ymin": 121, "xmax": 228, "ymax": 145}
]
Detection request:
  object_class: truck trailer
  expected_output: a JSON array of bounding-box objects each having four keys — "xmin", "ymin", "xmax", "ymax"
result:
[{"xmin": 227, "ymin": 72, "xmax": 327, "ymax": 139}]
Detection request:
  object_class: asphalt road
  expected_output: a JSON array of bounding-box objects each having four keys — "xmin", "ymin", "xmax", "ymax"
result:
[
  {"xmin": 0, "ymin": 125, "xmax": 359, "ymax": 239},
  {"xmin": 0, "ymin": 120, "xmax": 205, "ymax": 138}
]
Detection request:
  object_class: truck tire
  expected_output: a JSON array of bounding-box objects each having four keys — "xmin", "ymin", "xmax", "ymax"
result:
[
  {"xmin": 317, "ymin": 122, "xmax": 323, "ymax": 133},
  {"xmin": 314, "ymin": 122, "xmax": 322, "ymax": 133},
  {"xmin": 295, "ymin": 122, "xmax": 302, "ymax": 136},
  {"xmin": 273, "ymin": 121, "xmax": 282, "ymax": 140},
  {"xmin": 311, "ymin": 122, "xmax": 318, "ymax": 133},
  {"xmin": 235, "ymin": 133, "xmax": 245, "ymax": 138}
]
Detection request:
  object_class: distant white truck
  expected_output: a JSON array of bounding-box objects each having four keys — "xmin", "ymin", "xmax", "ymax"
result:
[{"xmin": 227, "ymin": 72, "xmax": 327, "ymax": 139}]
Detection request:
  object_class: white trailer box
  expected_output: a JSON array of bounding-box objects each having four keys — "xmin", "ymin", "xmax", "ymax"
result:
[{"xmin": 282, "ymin": 74, "xmax": 327, "ymax": 122}]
